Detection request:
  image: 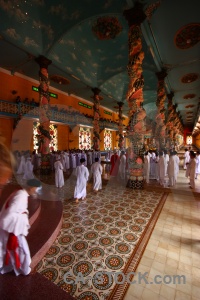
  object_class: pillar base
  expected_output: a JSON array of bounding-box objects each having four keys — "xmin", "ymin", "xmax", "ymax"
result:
[
  {"xmin": 40, "ymin": 154, "xmax": 51, "ymax": 175},
  {"xmin": 127, "ymin": 177, "xmax": 144, "ymax": 189}
]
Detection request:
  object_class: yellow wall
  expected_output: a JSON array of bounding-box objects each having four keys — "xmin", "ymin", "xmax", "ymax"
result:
[
  {"xmin": 0, "ymin": 70, "xmax": 129, "ymax": 150},
  {"xmin": 57, "ymin": 124, "xmax": 70, "ymax": 150},
  {"xmin": 194, "ymin": 134, "xmax": 200, "ymax": 149},
  {"xmin": 0, "ymin": 117, "xmax": 14, "ymax": 148},
  {"xmin": 11, "ymin": 118, "xmax": 33, "ymax": 152}
]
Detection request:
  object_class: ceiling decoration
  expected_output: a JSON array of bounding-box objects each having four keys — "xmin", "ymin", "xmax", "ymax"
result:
[
  {"xmin": 175, "ymin": 23, "xmax": 200, "ymax": 49},
  {"xmin": 0, "ymin": 0, "xmax": 199, "ymax": 129},
  {"xmin": 186, "ymin": 111, "xmax": 193, "ymax": 114},
  {"xmin": 183, "ymin": 94, "xmax": 196, "ymax": 99},
  {"xmin": 92, "ymin": 16, "xmax": 123, "ymax": 40},
  {"xmin": 50, "ymin": 75, "xmax": 70, "ymax": 85},
  {"xmin": 185, "ymin": 105, "xmax": 195, "ymax": 108},
  {"xmin": 181, "ymin": 73, "xmax": 199, "ymax": 83}
]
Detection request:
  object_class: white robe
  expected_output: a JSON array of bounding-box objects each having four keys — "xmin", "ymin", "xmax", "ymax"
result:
[
  {"xmin": 54, "ymin": 161, "xmax": 64, "ymax": 188},
  {"xmin": 158, "ymin": 156, "xmax": 166, "ymax": 185},
  {"xmin": 23, "ymin": 160, "xmax": 34, "ymax": 180},
  {"xmin": 17, "ymin": 156, "xmax": 26, "ymax": 175},
  {"xmin": 65, "ymin": 153, "xmax": 70, "ymax": 170},
  {"xmin": 0, "ymin": 189, "xmax": 31, "ymax": 276},
  {"xmin": 144, "ymin": 155, "xmax": 150, "ymax": 183},
  {"xmin": 167, "ymin": 156, "xmax": 176, "ymax": 186},
  {"xmin": 195, "ymin": 155, "xmax": 200, "ymax": 175},
  {"xmin": 184, "ymin": 151, "xmax": 190, "ymax": 169},
  {"xmin": 118, "ymin": 155, "xmax": 126, "ymax": 179},
  {"xmin": 174, "ymin": 155, "xmax": 180, "ymax": 181},
  {"xmin": 91, "ymin": 162, "xmax": 103, "ymax": 191},
  {"xmin": 189, "ymin": 158, "xmax": 196, "ymax": 188},
  {"xmin": 74, "ymin": 165, "xmax": 89, "ymax": 199},
  {"xmin": 164, "ymin": 154, "xmax": 169, "ymax": 176}
]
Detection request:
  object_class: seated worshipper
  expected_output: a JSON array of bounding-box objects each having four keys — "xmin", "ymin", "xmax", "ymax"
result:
[
  {"xmin": 91, "ymin": 157, "xmax": 103, "ymax": 192},
  {"xmin": 54, "ymin": 156, "xmax": 64, "ymax": 188},
  {"xmin": 118, "ymin": 151, "xmax": 126, "ymax": 180},
  {"xmin": 0, "ymin": 178, "xmax": 41, "ymax": 276},
  {"xmin": 110, "ymin": 151, "xmax": 120, "ymax": 176},
  {"xmin": 74, "ymin": 158, "xmax": 89, "ymax": 203},
  {"xmin": 23, "ymin": 157, "xmax": 34, "ymax": 180}
]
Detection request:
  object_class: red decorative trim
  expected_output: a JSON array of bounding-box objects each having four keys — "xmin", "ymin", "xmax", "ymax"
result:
[
  {"xmin": 183, "ymin": 94, "xmax": 196, "ymax": 99},
  {"xmin": 107, "ymin": 192, "xmax": 169, "ymax": 300},
  {"xmin": 175, "ymin": 23, "xmax": 200, "ymax": 49},
  {"xmin": 181, "ymin": 73, "xmax": 199, "ymax": 83}
]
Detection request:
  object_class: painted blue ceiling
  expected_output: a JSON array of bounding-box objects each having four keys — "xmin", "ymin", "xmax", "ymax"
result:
[{"xmin": 0, "ymin": 0, "xmax": 199, "ymax": 127}]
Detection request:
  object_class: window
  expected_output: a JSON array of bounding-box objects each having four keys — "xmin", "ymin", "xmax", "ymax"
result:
[
  {"xmin": 33, "ymin": 122, "xmax": 58, "ymax": 152},
  {"xmin": 104, "ymin": 129, "xmax": 112, "ymax": 150},
  {"xmin": 79, "ymin": 127, "xmax": 91, "ymax": 150},
  {"xmin": 186, "ymin": 135, "xmax": 192, "ymax": 145}
]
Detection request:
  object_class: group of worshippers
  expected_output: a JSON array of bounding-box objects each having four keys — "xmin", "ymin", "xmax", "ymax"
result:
[
  {"xmin": 184, "ymin": 149, "xmax": 200, "ymax": 189},
  {"xmin": 144, "ymin": 150, "xmax": 180, "ymax": 187},
  {"xmin": 0, "ymin": 141, "xmax": 42, "ymax": 276}
]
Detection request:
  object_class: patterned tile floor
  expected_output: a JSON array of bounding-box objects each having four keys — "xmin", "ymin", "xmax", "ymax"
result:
[{"xmin": 33, "ymin": 174, "xmax": 166, "ymax": 300}]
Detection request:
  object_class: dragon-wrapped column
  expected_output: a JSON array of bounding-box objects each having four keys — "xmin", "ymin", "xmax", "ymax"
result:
[
  {"xmin": 35, "ymin": 55, "xmax": 52, "ymax": 174},
  {"xmin": 124, "ymin": 2, "xmax": 147, "ymax": 189}
]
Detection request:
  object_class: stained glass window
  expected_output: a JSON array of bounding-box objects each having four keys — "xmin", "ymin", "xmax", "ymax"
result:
[
  {"xmin": 33, "ymin": 122, "xmax": 58, "ymax": 152},
  {"xmin": 186, "ymin": 135, "xmax": 192, "ymax": 145},
  {"xmin": 104, "ymin": 129, "xmax": 112, "ymax": 150},
  {"xmin": 79, "ymin": 127, "xmax": 91, "ymax": 150}
]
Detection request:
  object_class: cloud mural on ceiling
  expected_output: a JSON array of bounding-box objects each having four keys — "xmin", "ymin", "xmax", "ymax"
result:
[
  {"xmin": 5, "ymin": 28, "xmax": 20, "ymax": 40},
  {"xmin": 24, "ymin": 37, "xmax": 39, "ymax": 48}
]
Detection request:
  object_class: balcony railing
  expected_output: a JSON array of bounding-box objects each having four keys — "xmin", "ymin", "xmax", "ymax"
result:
[{"xmin": 0, "ymin": 99, "xmax": 118, "ymax": 130}]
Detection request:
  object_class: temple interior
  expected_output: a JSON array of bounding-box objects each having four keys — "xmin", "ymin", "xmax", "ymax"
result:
[{"xmin": 0, "ymin": 1, "xmax": 200, "ymax": 300}]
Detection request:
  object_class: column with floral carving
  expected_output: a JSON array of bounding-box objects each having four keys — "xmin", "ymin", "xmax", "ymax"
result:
[
  {"xmin": 35, "ymin": 55, "xmax": 52, "ymax": 174},
  {"xmin": 166, "ymin": 92, "xmax": 174, "ymax": 148},
  {"xmin": 155, "ymin": 69, "xmax": 167, "ymax": 149},
  {"xmin": 91, "ymin": 87, "xmax": 102, "ymax": 151},
  {"xmin": 117, "ymin": 102, "xmax": 125, "ymax": 149},
  {"xmin": 124, "ymin": 2, "xmax": 147, "ymax": 189}
]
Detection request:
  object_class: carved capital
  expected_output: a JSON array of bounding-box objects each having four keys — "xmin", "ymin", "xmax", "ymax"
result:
[
  {"xmin": 156, "ymin": 69, "xmax": 168, "ymax": 81},
  {"xmin": 123, "ymin": 2, "xmax": 146, "ymax": 27},
  {"xmin": 35, "ymin": 55, "xmax": 52, "ymax": 69},
  {"xmin": 91, "ymin": 87, "xmax": 101, "ymax": 96},
  {"xmin": 167, "ymin": 92, "xmax": 174, "ymax": 101}
]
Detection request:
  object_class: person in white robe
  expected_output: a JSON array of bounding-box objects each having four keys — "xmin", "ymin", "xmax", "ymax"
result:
[
  {"xmin": 167, "ymin": 152, "xmax": 176, "ymax": 187},
  {"xmin": 16, "ymin": 154, "xmax": 26, "ymax": 175},
  {"xmin": 158, "ymin": 151, "xmax": 166, "ymax": 186},
  {"xmin": 91, "ymin": 158, "xmax": 103, "ymax": 192},
  {"xmin": 118, "ymin": 151, "xmax": 126, "ymax": 180},
  {"xmin": 164, "ymin": 150, "xmax": 169, "ymax": 176},
  {"xmin": 144, "ymin": 152, "xmax": 150, "ymax": 184},
  {"xmin": 60, "ymin": 152, "xmax": 66, "ymax": 172},
  {"xmin": 195, "ymin": 151, "xmax": 200, "ymax": 179},
  {"xmin": 71, "ymin": 152, "xmax": 76, "ymax": 169},
  {"xmin": 87, "ymin": 150, "xmax": 93, "ymax": 166},
  {"xmin": 155, "ymin": 152, "xmax": 159, "ymax": 181},
  {"xmin": 0, "ymin": 179, "xmax": 41, "ymax": 276},
  {"xmin": 173, "ymin": 151, "xmax": 180, "ymax": 184},
  {"xmin": 74, "ymin": 158, "xmax": 89, "ymax": 203},
  {"xmin": 23, "ymin": 157, "xmax": 34, "ymax": 180},
  {"xmin": 189, "ymin": 151, "xmax": 196, "ymax": 189},
  {"xmin": 183, "ymin": 148, "xmax": 190, "ymax": 170},
  {"xmin": 65, "ymin": 151, "xmax": 70, "ymax": 170},
  {"xmin": 54, "ymin": 156, "xmax": 64, "ymax": 188}
]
